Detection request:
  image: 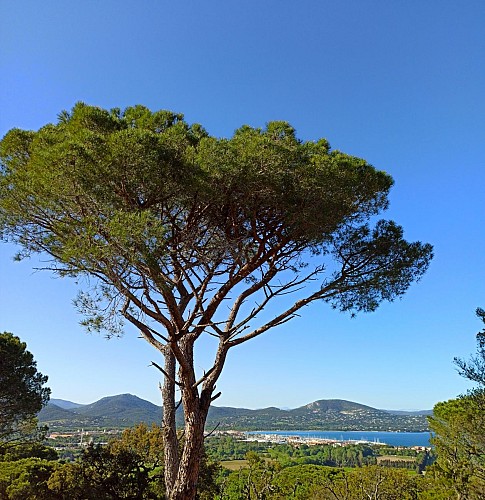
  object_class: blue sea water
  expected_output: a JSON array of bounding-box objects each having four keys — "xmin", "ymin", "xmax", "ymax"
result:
[{"xmin": 247, "ymin": 430, "xmax": 431, "ymax": 447}]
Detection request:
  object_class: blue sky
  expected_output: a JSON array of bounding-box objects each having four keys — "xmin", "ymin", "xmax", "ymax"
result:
[{"xmin": 1, "ymin": 1, "xmax": 484, "ymax": 411}]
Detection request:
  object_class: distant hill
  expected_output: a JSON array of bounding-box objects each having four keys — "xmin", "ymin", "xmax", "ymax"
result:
[
  {"xmin": 39, "ymin": 403, "xmax": 93, "ymax": 426},
  {"xmin": 74, "ymin": 394, "xmax": 161, "ymax": 425},
  {"xmin": 203, "ymin": 399, "xmax": 429, "ymax": 432},
  {"xmin": 39, "ymin": 394, "xmax": 162, "ymax": 429},
  {"xmin": 385, "ymin": 409, "xmax": 433, "ymax": 416},
  {"xmin": 295, "ymin": 399, "xmax": 382, "ymax": 414},
  {"xmin": 50, "ymin": 398, "xmax": 85, "ymax": 410},
  {"xmin": 39, "ymin": 395, "xmax": 431, "ymax": 432}
]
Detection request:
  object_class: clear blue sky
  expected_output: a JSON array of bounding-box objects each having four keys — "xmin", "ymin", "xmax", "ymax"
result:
[{"xmin": 1, "ymin": 1, "xmax": 484, "ymax": 411}]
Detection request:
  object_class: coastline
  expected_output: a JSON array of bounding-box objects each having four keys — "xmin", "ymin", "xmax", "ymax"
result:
[{"xmin": 243, "ymin": 430, "xmax": 432, "ymax": 448}]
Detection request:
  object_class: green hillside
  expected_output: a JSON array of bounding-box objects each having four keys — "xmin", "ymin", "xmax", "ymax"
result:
[
  {"xmin": 39, "ymin": 395, "xmax": 430, "ymax": 431},
  {"xmin": 74, "ymin": 394, "xmax": 161, "ymax": 425}
]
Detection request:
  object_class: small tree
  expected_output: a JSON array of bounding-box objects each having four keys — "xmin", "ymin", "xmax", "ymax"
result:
[
  {"xmin": 48, "ymin": 424, "xmax": 219, "ymax": 499},
  {"xmin": 428, "ymin": 397, "xmax": 483, "ymax": 498},
  {"xmin": 0, "ymin": 103, "xmax": 432, "ymax": 499},
  {"xmin": 0, "ymin": 332, "xmax": 50, "ymax": 447},
  {"xmin": 429, "ymin": 309, "xmax": 485, "ymax": 498},
  {"xmin": 454, "ymin": 307, "xmax": 485, "ymax": 386}
]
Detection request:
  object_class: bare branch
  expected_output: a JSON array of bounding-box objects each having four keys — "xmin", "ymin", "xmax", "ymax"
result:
[
  {"xmin": 121, "ymin": 301, "xmax": 168, "ymax": 351},
  {"xmin": 204, "ymin": 422, "xmax": 220, "ymax": 439},
  {"xmin": 151, "ymin": 361, "xmax": 182, "ymax": 387},
  {"xmin": 210, "ymin": 391, "xmax": 222, "ymax": 402},
  {"xmin": 192, "ymin": 367, "xmax": 216, "ymax": 390},
  {"xmin": 226, "ymin": 277, "xmax": 346, "ymax": 347}
]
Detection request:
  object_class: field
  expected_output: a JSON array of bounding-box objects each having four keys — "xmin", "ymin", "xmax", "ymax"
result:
[
  {"xmin": 220, "ymin": 458, "xmax": 275, "ymax": 471},
  {"xmin": 376, "ymin": 455, "xmax": 416, "ymax": 463},
  {"xmin": 220, "ymin": 460, "xmax": 250, "ymax": 470}
]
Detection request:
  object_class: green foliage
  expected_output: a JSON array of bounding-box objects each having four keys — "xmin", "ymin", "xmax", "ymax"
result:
[
  {"xmin": 0, "ymin": 428, "xmax": 445, "ymax": 499},
  {"xmin": 219, "ymin": 459, "xmax": 423, "ymax": 500},
  {"xmin": 272, "ymin": 464, "xmax": 337, "ymax": 499},
  {"xmin": 46, "ymin": 462, "xmax": 86, "ymax": 499},
  {"xmin": 211, "ymin": 437, "xmax": 438, "ymax": 498},
  {"xmin": 454, "ymin": 307, "xmax": 485, "ymax": 386},
  {"xmin": 427, "ymin": 308, "xmax": 485, "ymax": 499},
  {"xmin": 206, "ymin": 436, "xmax": 273, "ymax": 461},
  {"xmin": 111, "ymin": 422, "xmax": 165, "ymax": 467},
  {"xmin": 0, "ymin": 442, "xmax": 58, "ymax": 462},
  {"xmin": 0, "ymin": 332, "xmax": 50, "ymax": 445},
  {"xmin": 0, "ymin": 458, "xmax": 57, "ymax": 500},
  {"xmin": 55, "ymin": 442, "xmax": 160, "ymax": 499},
  {"xmin": 206, "ymin": 436, "xmax": 428, "ymax": 470},
  {"xmin": 48, "ymin": 423, "xmax": 166, "ymax": 499},
  {"xmin": 428, "ymin": 392, "xmax": 485, "ymax": 498},
  {"xmin": 220, "ymin": 451, "xmax": 283, "ymax": 499},
  {"xmin": 196, "ymin": 453, "xmax": 221, "ymax": 500},
  {"xmin": 270, "ymin": 442, "xmax": 377, "ymax": 468},
  {"xmin": 0, "ymin": 103, "xmax": 432, "ymax": 337},
  {"xmin": 46, "ymin": 423, "xmax": 219, "ymax": 499},
  {"xmin": 335, "ymin": 466, "xmax": 419, "ymax": 500}
]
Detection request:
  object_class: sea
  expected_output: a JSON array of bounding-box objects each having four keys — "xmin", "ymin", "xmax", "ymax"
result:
[{"xmin": 246, "ymin": 430, "xmax": 432, "ymax": 447}]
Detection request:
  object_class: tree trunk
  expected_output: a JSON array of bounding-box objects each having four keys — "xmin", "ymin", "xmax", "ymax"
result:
[
  {"xmin": 168, "ymin": 405, "xmax": 209, "ymax": 500},
  {"xmin": 164, "ymin": 340, "xmax": 213, "ymax": 500},
  {"xmin": 161, "ymin": 346, "xmax": 179, "ymax": 496}
]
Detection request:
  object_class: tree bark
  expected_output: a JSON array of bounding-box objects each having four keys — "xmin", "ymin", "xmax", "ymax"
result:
[
  {"xmin": 165, "ymin": 340, "xmax": 213, "ymax": 500},
  {"xmin": 161, "ymin": 346, "xmax": 179, "ymax": 496},
  {"xmin": 169, "ymin": 404, "xmax": 210, "ymax": 500}
]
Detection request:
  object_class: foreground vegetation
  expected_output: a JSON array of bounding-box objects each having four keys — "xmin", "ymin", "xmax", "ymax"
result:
[
  {"xmin": 0, "ymin": 427, "xmax": 476, "ymax": 499},
  {"xmin": 2, "ymin": 308, "xmax": 485, "ymax": 498}
]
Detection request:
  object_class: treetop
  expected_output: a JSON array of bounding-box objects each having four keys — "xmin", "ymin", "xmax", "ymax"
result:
[{"xmin": 0, "ymin": 103, "xmax": 432, "ymax": 339}]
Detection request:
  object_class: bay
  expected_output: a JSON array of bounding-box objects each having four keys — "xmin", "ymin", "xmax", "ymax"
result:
[{"xmin": 247, "ymin": 430, "xmax": 432, "ymax": 447}]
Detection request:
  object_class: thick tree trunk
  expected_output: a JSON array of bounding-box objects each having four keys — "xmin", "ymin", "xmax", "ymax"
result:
[
  {"xmin": 168, "ymin": 405, "xmax": 209, "ymax": 500},
  {"xmin": 165, "ymin": 340, "xmax": 213, "ymax": 500},
  {"xmin": 161, "ymin": 346, "xmax": 179, "ymax": 496}
]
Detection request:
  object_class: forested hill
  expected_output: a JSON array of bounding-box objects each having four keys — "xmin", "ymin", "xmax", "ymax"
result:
[{"xmin": 39, "ymin": 395, "xmax": 431, "ymax": 432}]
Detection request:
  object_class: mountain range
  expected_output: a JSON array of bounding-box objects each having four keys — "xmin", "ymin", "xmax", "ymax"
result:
[{"xmin": 39, "ymin": 394, "xmax": 431, "ymax": 432}]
